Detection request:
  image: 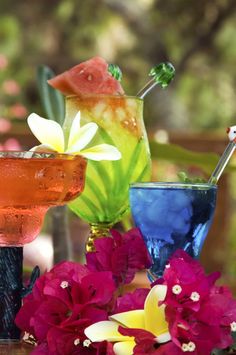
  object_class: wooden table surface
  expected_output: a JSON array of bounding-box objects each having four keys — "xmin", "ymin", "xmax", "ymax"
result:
[{"xmin": 0, "ymin": 342, "xmax": 34, "ymax": 355}]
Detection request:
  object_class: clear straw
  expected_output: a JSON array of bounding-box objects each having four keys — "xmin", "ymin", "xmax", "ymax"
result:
[
  {"xmin": 208, "ymin": 140, "xmax": 236, "ymax": 184},
  {"xmin": 137, "ymin": 78, "xmax": 159, "ymax": 99}
]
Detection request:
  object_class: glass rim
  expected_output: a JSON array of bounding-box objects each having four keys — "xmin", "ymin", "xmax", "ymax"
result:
[
  {"xmin": 0, "ymin": 151, "xmax": 84, "ymax": 160},
  {"xmin": 66, "ymin": 94, "xmax": 143, "ymax": 101},
  {"xmin": 130, "ymin": 181, "xmax": 217, "ymax": 189}
]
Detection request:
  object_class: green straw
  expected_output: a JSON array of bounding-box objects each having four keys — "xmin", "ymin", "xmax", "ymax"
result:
[{"xmin": 137, "ymin": 62, "xmax": 175, "ymax": 99}]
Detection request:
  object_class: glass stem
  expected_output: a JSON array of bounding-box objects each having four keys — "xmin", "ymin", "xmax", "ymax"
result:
[
  {"xmin": 0, "ymin": 247, "xmax": 23, "ymax": 341},
  {"xmin": 52, "ymin": 206, "xmax": 72, "ymax": 263},
  {"xmin": 86, "ymin": 223, "xmax": 112, "ymax": 252}
]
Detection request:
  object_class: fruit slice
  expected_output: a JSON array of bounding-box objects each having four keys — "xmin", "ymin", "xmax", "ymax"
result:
[{"xmin": 48, "ymin": 56, "xmax": 124, "ymax": 96}]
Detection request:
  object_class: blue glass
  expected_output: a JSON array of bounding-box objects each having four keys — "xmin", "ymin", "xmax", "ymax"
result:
[{"xmin": 129, "ymin": 182, "xmax": 217, "ymax": 278}]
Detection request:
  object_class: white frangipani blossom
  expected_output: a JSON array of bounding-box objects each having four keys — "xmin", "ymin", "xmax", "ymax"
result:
[
  {"xmin": 84, "ymin": 285, "xmax": 170, "ymax": 355},
  {"xmin": 27, "ymin": 112, "xmax": 121, "ymax": 161}
]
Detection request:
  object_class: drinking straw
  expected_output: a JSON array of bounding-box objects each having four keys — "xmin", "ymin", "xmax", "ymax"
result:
[
  {"xmin": 137, "ymin": 62, "xmax": 175, "ymax": 99},
  {"xmin": 208, "ymin": 127, "xmax": 236, "ymax": 184}
]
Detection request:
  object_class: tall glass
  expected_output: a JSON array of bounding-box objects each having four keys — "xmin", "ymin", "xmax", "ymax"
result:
[
  {"xmin": 0, "ymin": 151, "xmax": 87, "ymax": 341},
  {"xmin": 129, "ymin": 182, "xmax": 217, "ymax": 279},
  {"xmin": 63, "ymin": 95, "xmax": 151, "ymax": 251}
]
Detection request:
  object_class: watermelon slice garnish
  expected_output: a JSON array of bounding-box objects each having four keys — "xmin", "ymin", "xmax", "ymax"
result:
[{"xmin": 48, "ymin": 56, "xmax": 124, "ymax": 96}]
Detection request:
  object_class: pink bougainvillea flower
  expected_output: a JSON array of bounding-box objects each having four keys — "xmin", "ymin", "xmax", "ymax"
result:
[
  {"xmin": 16, "ymin": 247, "xmax": 236, "ymax": 354},
  {"xmin": 114, "ymin": 288, "xmax": 150, "ymax": 314},
  {"xmin": 2, "ymin": 79, "xmax": 20, "ymax": 95},
  {"xmin": 48, "ymin": 56, "xmax": 124, "ymax": 96},
  {"xmin": 31, "ymin": 341, "xmax": 49, "ymax": 355},
  {"xmin": 85, "ymin": 285, "xmax": 170, "ymax": 355},
  {"xmin": 155, "ymin": 250, "xmax": 236, "ymax": 354},
  {"xmin": 0, "ymin": 54, "xmax": 8, "ymax": 70},
  {"xmin": 31, "ymin": 336, "xmax": 115, "ymax": 355},
  {"xmin": 0, "ymin": 118, "xmax": 12, "ymax": 133},
  {"xmin": 86, "ymin": 228, "xmax": 152, "ymax": 287},
  {"xmin": 9, "ymin": 103, "xmax": 27, "ymax": 118},
  {"xmin": 0, "ymin": 138, "xmax": 22, "ymax": 151},
  {"xmin": 154, "ymin": 249, "xmax": 220, "ymax": 312},
  {"xmin": 15, "ymin": 261, "xmax": 117, "ymax": 355},
  {"xmin": 118, "ymin": 327, "xmax": 183, "ymax": 354}
]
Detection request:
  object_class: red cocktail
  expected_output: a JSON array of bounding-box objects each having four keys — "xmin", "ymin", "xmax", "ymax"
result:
[
  {"xmin": 0, "ymin": 151, "xmax": 87, "ymax": 341},
  {"xmin": 0, "ymin": 151, "xmax": 87, "ymax": 246}
]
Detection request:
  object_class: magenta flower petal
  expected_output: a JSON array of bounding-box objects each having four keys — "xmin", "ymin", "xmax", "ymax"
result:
[
  {"xmin": 16, "ymin": 262, "xmax": 117, "ymax": 352},
  {"xmin": 115, "ymin": 288, "xmax": 150, "ymax": 313},
  {"xmin": 157, "ymin": 250, "xmax": 236, "ymax": 354},
  {"xmin": 86, "ymin": 228, "xmax": 152, "ymax": 287},
  {"xmin": 78, "ymin": 271, "xmax": 116, "ymax": 306},
  {"xmin": 31, "ymin": 342, "xmax": 49, "ymax": 355},
  {"xmin": 15, "ymin": 299, "xmax": 40, "ymax": 337}
]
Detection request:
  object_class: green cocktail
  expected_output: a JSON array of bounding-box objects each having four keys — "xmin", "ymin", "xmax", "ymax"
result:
[
  {"xmin": 46, "ymin": 57, "xmax": 175, "ymax": 250},
  {"xmin": 63, "ymin": 94, "xmax": 151, "ymax": 250}
]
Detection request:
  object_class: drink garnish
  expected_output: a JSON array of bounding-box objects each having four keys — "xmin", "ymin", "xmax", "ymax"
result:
[
  {"xmin": 108, "ymin": 63, "xmax": 122, "ymax": 81},
  {"xmin": 27, "ymin": 112, "xmax": 121, "ymax": 161},
  {"xmin": 47, "ymin": 56, "xmax": 124, "ymax": 96},
  {"xmin": 178, "ymin": 171, "xmax": 206, "ymax": 184},
  {"xmin": 137, "ymin": 62, "xmax": 175, "ymax": 99}
]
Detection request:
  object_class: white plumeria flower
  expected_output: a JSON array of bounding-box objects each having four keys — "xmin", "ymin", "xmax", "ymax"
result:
[
  {"xmin": 27, "ymin": 112, "xmax": 121, "ymax": 161},
  {"xmin": 84, "ymin": 285, "xmax": 170, "ymax": 355}
]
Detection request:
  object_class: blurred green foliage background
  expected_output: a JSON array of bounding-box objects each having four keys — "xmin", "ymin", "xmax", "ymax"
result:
[
  {"xmin": 1, "ymin": 0, "xmax": 236, "ymax": 288},
  {"xmin": 1, "ymin": 0, "xmax": 236, "ymax": 130}
]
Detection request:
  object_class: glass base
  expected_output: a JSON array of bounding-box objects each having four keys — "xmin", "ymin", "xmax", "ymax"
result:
[{"xmin": 86, "ymin": 223, "xmax": 112, "ymax": 252}]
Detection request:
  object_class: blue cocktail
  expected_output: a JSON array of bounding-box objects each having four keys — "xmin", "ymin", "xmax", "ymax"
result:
[{"xmin": 129, "ymin": 182, "xmax": 217, "ymax": 278}]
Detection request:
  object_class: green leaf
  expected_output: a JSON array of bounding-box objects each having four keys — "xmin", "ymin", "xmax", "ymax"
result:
[
  {"xmin": 178, "ymin": 171, "xmax": 207, "ymax": 183},
  {"xmin": 37, "ymin": 65, "xmax": 65, "ymax": 125},
  {"xmin": 150, "ymin": 141, "xmax": 236, "ymax": 175},
  {"xmin": 211, "ymin": 349, "xmax": 228, "ymax": 355}
]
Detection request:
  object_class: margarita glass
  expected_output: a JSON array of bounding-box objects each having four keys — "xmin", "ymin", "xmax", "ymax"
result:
[
  {"xmin": 0, "ymin": 151, "xmax": 86, "ymax": 245},
  {"xmin": 0, "ymin": 151, "xmax": 87, "ymax": 341},
  {"xmin": 63, "ymin": 95, "xmax": 151, "ymax": 251},
  {"xmin": 129, "ymin": 182, "xmax": 217, "ymax": 279}
]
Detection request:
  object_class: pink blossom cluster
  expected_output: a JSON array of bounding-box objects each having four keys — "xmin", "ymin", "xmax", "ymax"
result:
[
  {"xmin": 16, "ymin": 229, "xmax": 151, "ymax": 354},
  {"xmin": 16, "ymin": 262, "xmax": 116, "ymax": 354},
  {"xmin": 105, "ymin": 251, "xmax": 236, "ymax": 355},
  {"xmin": 0, "ymin": 52, "xmax": 28, "ymax": 130},
  {"xmin": 86, "ymin": 228, "xmax": 152, "ymax": 287},
  {"xmin": 152, "ymin": 250, "xmax": 236, "ymax": 354},
  {"xmin": 0, "ymin": 138, "xmax": 21, "ymax": 151},
  {"xmin": 15, "ymin": 230, "xmax": 236, "ymax": 355}
]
